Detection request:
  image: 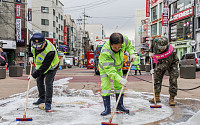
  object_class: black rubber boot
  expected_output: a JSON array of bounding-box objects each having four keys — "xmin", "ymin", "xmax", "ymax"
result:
[
  {"xmin": 45, "ymin": 103, "xmax": 51, "ymax": 111},
  {"xmin": 134, "ymin": 70, "xmax": 137, "ymax": 75},
  {"xmin": 116, "ymin": 94, "xmax": 129, "ymax": 113},
  {"xmin": 101, "ymin": 96, "xmax": 111, "ymax": 116},
  {"xmin": 139, "ymin": 70, "xmax": 141, "ymax": 75},
  {"xmin": 33, "ymin": 98, "xmax": 45, "ymax": 105}
]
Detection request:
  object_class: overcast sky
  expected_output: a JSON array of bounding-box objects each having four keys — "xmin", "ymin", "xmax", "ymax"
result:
[{"xmin": 59, "ymin": 0, "xmax": 146, "ymax": 40}]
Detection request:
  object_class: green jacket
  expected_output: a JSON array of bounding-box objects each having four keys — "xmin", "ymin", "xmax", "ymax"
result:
[
  {"xmin": 31, "ymin": 40, "xmax": 59, "ymax": 74},
  {"xmin": 133, "ymin": 55, "xmax": 140, "ymax": 65},
  {"xmin": 99, "ymin": 35, "xmax": 135, "ymax": 82}
]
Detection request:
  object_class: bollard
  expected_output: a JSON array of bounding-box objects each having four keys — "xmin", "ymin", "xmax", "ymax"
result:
[
  {"xmin": 9, "ymin": 66, "xmax": 23, "ymax": 77},
  {"xmin": 0, "ymin": 66, "xmax": 6, "ymax": 79},
  {"xmin": 180, "ymin": 65, "xmax": 196, "ymax": 79}
]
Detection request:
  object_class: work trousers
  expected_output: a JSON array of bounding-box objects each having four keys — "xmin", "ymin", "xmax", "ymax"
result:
[{"xmin": 36, "ymin": 69, "xmax": 57, "ymax": 104}]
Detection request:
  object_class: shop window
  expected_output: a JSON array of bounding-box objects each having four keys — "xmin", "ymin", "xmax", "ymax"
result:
[
  {"xmin": 41, "ymin": 6, "xmax": 49, "ymax": 13},
  {"xmin": 41, "ymin": 19, "xmax": 49, "ymax": 25},
  {"xmin": 151, "ymin": 6, "xmax": 157, "ymax": 21},
  {"xmin": 159, "ymin": 3, "xmax": 162, "ymax": 18},
  {"xmin": 42, "ymin": 31, "xmax": 49, "ymax": 37},
  {"xmin": 170, "ymin": 24, "xmax": 177, "ymax": 42},
  {"xmin": 151, "ymin": 23, "xmax": 157, "ymax": 36},
  {"xmin": 159, "ymin": 22, "xmax": 162, "ymax": 35}
]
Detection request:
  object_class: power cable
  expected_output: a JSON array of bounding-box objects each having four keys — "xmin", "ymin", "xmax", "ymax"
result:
[{"xmin": 132, "ymin": 75, "xmax": 200, "ymax": 91}]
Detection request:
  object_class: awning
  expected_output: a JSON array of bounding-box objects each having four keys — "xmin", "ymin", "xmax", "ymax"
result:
[{"xmin": 0, "ymin": 40, "xmax": 16, "ymax": 49}]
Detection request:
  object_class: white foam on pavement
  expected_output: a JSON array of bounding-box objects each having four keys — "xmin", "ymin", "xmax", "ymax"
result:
[{"xmin": 0, "ymin": 77, "xmax": 198, "ymax": 125}]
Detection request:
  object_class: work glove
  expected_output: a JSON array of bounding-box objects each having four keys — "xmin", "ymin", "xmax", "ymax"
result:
[
  {"xmin": 130, "ymin": 54, "xmax": 136, "ymax": 62},
  {"xmin": 150, "ymin": 69, "xmax": 154, "ymax": 74},
  {"xmin": 28, "ymin": 57, "xmax": 34, "ymax": 65},
  {"xmin": 28, "ymin": 75, "xmax": 35, "ymax": 83},
  {"xmin": 119, "ymin": 78, "xmax": 128, "ymax": 86},
  {"xmin": 149, "ymin": 52, "xmax": 154, "ymax": 57}
]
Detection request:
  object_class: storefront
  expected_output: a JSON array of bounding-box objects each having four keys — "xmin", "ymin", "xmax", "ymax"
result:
[
  {"xmin": 1, "ymin": 40, "xmax": 16, "ymax": 66},
  {"xmin": 169, "ymin": 0, "xmax": 194, "ymax": 59}
]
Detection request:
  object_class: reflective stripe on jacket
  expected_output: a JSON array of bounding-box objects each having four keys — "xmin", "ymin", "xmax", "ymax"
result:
[{"xmin": 98, "ymin": 35, "xmax": 135, "ymax": 83}]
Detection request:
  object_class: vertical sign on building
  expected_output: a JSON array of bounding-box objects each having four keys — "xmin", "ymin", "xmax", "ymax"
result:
[
  {"xmin": 146, "ymin": 0, "xmax": 150, "ymax": 17},
  {"xmin": 28, "ymin": 8, "xmax": 32, "ymax": 21},
  {"xmin": 64, "ymin": 26, "xmax": 67, "ymax": 45},
  {"xmin": 162, "ymin": 0, "xmax": 169, "ymax": 38},
  {"xmin": 16, "ymin": 3, "xmax": 21, "ymax": 41}
]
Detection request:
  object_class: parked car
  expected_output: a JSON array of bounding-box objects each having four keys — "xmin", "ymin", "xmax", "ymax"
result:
[{"xmin": 179, "ymin": 52, "xmax": 200, "ymax": 70}]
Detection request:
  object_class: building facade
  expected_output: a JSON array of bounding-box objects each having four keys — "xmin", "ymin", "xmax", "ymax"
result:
[
  {"xmin": 32, "ymin": 0, "xmax": 64, "ymax": 49},
  {"xmin": 169, "ymin": 0, "xmax": 195, "ymax": 59}
]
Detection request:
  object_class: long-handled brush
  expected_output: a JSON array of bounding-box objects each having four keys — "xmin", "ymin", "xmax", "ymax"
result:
[
  {"xmin": 16, "ymin": 64, "xmax": 33, "ymax": 121},
  {"xmin": 150, "ymin": 57, "xmax": 162, "ymax": 108},
  {"xmin": 101, "ymin": 61, "xmax": 133, "ymax": 125}
]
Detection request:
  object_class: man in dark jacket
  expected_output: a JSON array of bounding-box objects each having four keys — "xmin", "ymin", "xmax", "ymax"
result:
[{"xmin": 28, "ymin": 33, "xmax": 59, "ymax": 111}]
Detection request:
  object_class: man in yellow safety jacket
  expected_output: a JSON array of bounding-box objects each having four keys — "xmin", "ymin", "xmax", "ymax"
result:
[
  {"xmin": 28, "ymin": 33, "xmax": 59, "ymax": 111},
  {"xmin": 132, "ymin": 52, "xmax": 141, "ymax": 75},
  {"xmin": 98, "ymin": 33, "xmax": 136, "ymax": 116}
]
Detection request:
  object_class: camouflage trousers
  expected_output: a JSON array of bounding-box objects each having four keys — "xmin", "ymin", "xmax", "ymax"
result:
[{"xmin": 154, "ymin": 64, "xmax": 179, "ymax": 96}]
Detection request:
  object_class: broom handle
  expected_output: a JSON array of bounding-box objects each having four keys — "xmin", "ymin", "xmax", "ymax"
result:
[
  {"xmin": 150, "ymin": 57, "xmax": 157, "ymax": 105},
  {"xmin": 24, "ymin": 64, "xmax": 33, "ymax": 117},
  {"xmin": 109, "ymin": 61, "xmax": 133, "ymax": 123}
]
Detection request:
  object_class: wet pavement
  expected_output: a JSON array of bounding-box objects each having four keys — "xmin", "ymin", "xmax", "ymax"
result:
[{"xmin": 0, "ymin": 66, "xmax": 200, "ymax": 124}]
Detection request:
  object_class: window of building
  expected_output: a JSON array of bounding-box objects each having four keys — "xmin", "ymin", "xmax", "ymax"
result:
[
  {"xmin": 53, "ymin": 9, "xmax": 55, "ymax": 16},
  {"xmin": 151, "ymin": 6, "xmax": 157, "ymax": 21},
  {"xmin": 56, "ymin": 0, "xmax": 58, "ymax": 5},
  {"xmin": 41, "ymin": 19, "xmax": 49, "ymax": 25},
  {"xmin": 53, "ymin": 32, "xmax": 56, "ymax": 38},
  {"xmin": 59, "ymin": 24, "xmax": 60, "ymax": 30},
  {"xmin": 53, "ymin": 21, "xmax": 55, "ymax": 27},
  {"xmin": 61, "ymin": 25, "xmax": 63, "ymax": 30},
  {"xmin": 61, "ymin": 36, "xmax": 63, "ymax": 41},
  {"xmin": 159, "ymin": 21, "xmax": 162, "ymax": 35},
  {"xmin": 198, "ymin": 17, "xmax": 200, "ymax": 29},
  {"xmin": 41, "ymin": 6, "xmax": 49, "ymax": 13},
  {"xmin": 61, "ymin": 15, "xmax": 63, "ymax": 20},
  {"xmin": 59, "ymin": 13, "xmax": 60, "ymax": 19},
  {"xmin": 151, "ymin": 23, "xmax": 157, "ymax": 36},
  {"xmin": 159, "ymin": 2, "xmax": 163, "ymax": 18},
  {"xmin": 42, "ymin": 31, "xmax": 49, "ymax": 37},
  {"xmin": 170, "ymin": 2, "xmax": 177, "ymax": 16},
  {"xmin": 56, "ymin": 16, "xmax": 58, "ymax": 22},
  {"xmin": 59, "ymin": 35, "xmax": 60, "ymax": 40},
  {"xmin": 56, "ymin": 27, "xmax": 58, "ymax": 33}
]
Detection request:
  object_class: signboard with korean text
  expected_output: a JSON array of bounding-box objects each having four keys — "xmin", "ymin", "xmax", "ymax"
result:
[
  {"xmin": 28, "ymin": 8, "xmax": 32, "ymax": 21},
  {"xmin": 146, "ymin": 0, "xmax": 150, "ymax": 17},
  {"xmin": 16, "ymin": 19, "xmax": 21, "ymax": 41},
  {"xmin": 169, "ymin": 7, "xmax": 194, "ymax": 23},
  {"xmin": 16, "ymin": 4, "xmax": 21, "ymax": 18}
]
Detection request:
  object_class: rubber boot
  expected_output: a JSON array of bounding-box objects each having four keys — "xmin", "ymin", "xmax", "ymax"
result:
[
  {"xmin": 33, "ymin": 98, "xmax": 45, "ymax": 105},
  {"xmin": 101, "ymin": 96, "xmax": 111, "ymax": 116},
  {"xmin": 134, "ymin": 70, "xmax": 137, "ymax": 75},
  {"xmin": 45, "ymin": 103, "xmax": 51, "ymax": 111},
  {"xmin": 139, "ymin": 70, "xmax": 141, "ymax": 75},
  {"xmin": 169, "ymin": 95, "xmax": 175, "ymax": 106},
  {"xmin": 149, "ymin": 92, "xmax": 161, "ymax": 103},
  {"xmin": 116, "ymin": 94, "xmax": 129, "ymax": 113}
]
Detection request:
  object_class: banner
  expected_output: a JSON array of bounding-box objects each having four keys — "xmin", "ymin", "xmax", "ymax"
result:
[
  {"xmin": 146, "ymin": 0, "xmax": 150, "ymax": 17},
  {"xmin": 16, "ymin": 4, "xmax": 21, "ymax": 18},
  {"xmin": 28, "ymin": 8, "xmax": 32, "ymax": 21},
  {"xmin": 16, "ymin": 19, "xmax": 21, "ymax": 41}
]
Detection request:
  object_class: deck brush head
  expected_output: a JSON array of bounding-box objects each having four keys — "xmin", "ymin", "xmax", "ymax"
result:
[
  {"xmin": 150, "ymin": 105, "xmax": 162, "ymax": 108},
  {"xmin": 101, "ymin": 122, "xmax": 118, "ymax": 125},
  {"xmin": 16, "ymin": 117, "xmax": 32, "ymax": 121}
]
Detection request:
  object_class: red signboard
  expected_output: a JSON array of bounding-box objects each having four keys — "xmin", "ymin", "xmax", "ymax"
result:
[
  {"xmin": 64, "ymin": 34, "xmax": 67, "ymax": 45},
  {"xmin": 169, "ymin": 7, "xmax": 194, "ymax": 23},
  {"xmin": 16, "ymin": 4, "xmax": 21, "ymax": 18},
  {"xmin": 64, "ymin": 26, "xmax": 67, "ymax": 34},
  {"xmin": 146, "ymin": 0, "xmax": 150, "ymax": 17},
  {"xmin": 86, "ymin": 51, "xmax": 94, "ymax": 69},
  {"xmin": 151, "ymin": 0, "xmax": 158, "ymax": 6}
]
